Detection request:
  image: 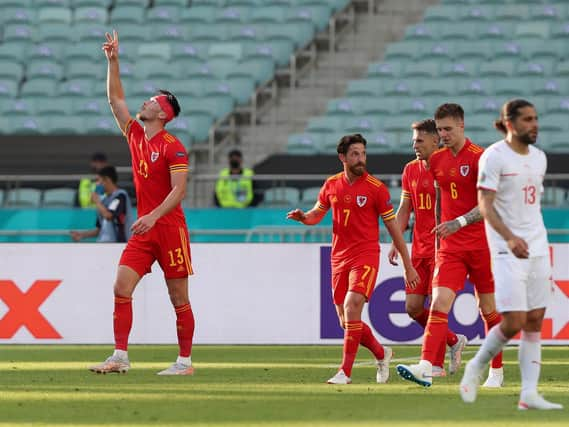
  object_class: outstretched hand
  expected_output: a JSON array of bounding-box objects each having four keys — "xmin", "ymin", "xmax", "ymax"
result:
[
  {"xmin": 286, "ymin": 209, "xmax": 306, "ymax": 223},
  {"xmin": 102, "ymin": 30, "xmax": 119, "ymax": 61}
]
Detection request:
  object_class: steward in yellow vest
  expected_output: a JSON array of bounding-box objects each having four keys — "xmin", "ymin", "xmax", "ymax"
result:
[{"xmin": 214, "ymin": 149, "xmax": 254, "ymax": 208}]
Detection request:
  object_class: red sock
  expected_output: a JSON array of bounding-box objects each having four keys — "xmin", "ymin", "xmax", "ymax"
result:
[
  {"xmin": 360, "ymin": 322, "xmax": 384, "ymax": 360},
  {"xmin": 175, "ymin": 303, "xmax": 195, "ymax": 358},
  {"xmin": 114, "ymin": 296, "xmax": 132, "ymax": 351},
  {"xmin": 421, "ymin": 311, "xmax": 448, "ymax": 364},
  {"xmin": 483, "ymin": 311, "xmax": 503, "ymax": 368},
  {"xmin": 340, "ymin": 320, "xmax": 363, "ymax": 377},
  {"xmin": 446, "ymin": 330, "xmax": 458, "ymax": 347},
  {"xmin": 413, "ymin": 309, "xmax": 429, "ymax": 327}
]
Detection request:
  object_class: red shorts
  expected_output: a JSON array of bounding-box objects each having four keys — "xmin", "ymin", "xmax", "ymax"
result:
[
  {"xmin": 432, "ymin": 248, "xmax": 494, "ymax": 294},
  {"xmin": 332, "ymin": 257, "xmax": 379, "ymax": 305},
  {"xmin": 407, "ymin": 257, "xmax": 434, "ymax": 296},
  {"xmin": 119, "ymin": 223, "xmax": 193, "ymax": 279}
]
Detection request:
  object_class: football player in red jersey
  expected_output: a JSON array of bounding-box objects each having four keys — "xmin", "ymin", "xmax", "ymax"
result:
[
  {"xmin": 388, "ymin": 119, "xmax": 467, "ymax": 378},
  {"xmin": 288, "ymin": 133, "xmax": 419, "ymax": 384},
  {"xmin": 90, "ymin": 31, "xmax": 195, "ymax": 376},
  {"xmin": 396, "ymin": 104, "xmax": 503, "ymax": 388}
]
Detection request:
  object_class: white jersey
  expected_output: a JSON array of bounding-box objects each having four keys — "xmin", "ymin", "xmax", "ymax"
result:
[{"xmin": 477, "ymin": 139, "xmax": 549, "ymax": 257}]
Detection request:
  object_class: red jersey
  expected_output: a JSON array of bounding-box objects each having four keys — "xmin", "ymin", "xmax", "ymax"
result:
[
  {"xmin": 401, "ymin": 159, "xmax": 435, "ymax": 259},
  {"xmin": 318, "ymin": 171, "xmax": 394, "ymax": 270},
  {"xmin": 125, "ymin": 119, "xmax": 188, "ymax": 226},
  {"xmin": 428, "ymin": 138, "xmax": 487, "ymax": 251}
]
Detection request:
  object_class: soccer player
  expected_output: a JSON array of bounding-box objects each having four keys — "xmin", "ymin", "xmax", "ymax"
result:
[
  {"xmin": 89, "ymin": 31, "xmax": 195, "ymax": 375},
  {"xmin": 287, "ymin": 133, "xmax": 419, "ymax": 384},
  {"xmin": 460, "ymin": 99, "xmax": 562, "ymax": 410},
  {"xmin": 388, "ymin": 119, "xmax": 467, "ymax": 377},
  {"xmin": 396, "ymin": 103, "xmax": 503, "ymax": 387}
]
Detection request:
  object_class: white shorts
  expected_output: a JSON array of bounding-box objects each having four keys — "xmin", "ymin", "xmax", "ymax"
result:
[{"xmin": 492, "ymin": 255, "xmax": 553, "ymax": 313}]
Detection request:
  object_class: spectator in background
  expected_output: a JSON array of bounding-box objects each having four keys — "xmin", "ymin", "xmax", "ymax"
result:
[
  {"xmin": 71, "ymin": 166, "xmax": 134, "ymax": 243},
  {"xmin": 77, "ymin": 152, "xmax": 109, "ymax": 208},
  {"xmin": 214, "ymin": 149, "xmax": 257, "ymax": 208}
]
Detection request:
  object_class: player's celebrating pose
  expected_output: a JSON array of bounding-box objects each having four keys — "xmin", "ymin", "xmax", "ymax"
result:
[
  {"xmin": 460, "ymin": 99, "xmax": 562, "ymax": 410},
  {"xmin": 397, "ymin": 104, "xmax": 503, "ymax": 387},
  {"xmin": 388, "ymin": 120, "xmax": 467, "ymax": 377},
  {"xmin": 90, "ymin": 31, "xmax": 195, "ymax": 375},
  {"xmin": 288, "ymin": 134, "xmax": 419, "ymax": 384}
]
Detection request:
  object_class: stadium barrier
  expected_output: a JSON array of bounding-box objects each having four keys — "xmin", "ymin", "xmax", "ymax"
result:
[{"xmin": 0, "ymin": 243, "xmax": 567, "ymax": 345}]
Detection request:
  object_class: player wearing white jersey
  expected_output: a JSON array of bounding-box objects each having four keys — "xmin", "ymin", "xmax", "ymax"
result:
[{"xmin": 459, "ymin": 99, "xmax": 562, "ymax": 411}]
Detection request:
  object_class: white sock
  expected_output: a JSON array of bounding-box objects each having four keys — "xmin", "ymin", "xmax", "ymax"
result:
[
  {"xmin": 519, "ymin": 331, "xmax": 541, "ymax": 395},
  {"xmin": 471, "ymin": 325, "xmax": 508, "ymax": 368},
  {"xmin": 177, "ymin": 355, "xmax": 191, "ymax": 366},
  {"xmin": 113, "ymin": 349, "xmax": 128, "ymax": 359}
]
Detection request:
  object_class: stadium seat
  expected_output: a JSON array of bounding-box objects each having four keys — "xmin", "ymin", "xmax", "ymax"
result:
[
  {"xmin": 37, "ymin": 7, "xmax": 73, "ymax": 24},
  {"xmin": 73, "ymin": 98, "xmax": 108, "ymax": 116},
  {"xmin": 230, "ymin": 57, "xmax": 275, "ymax": 85},
  {"xmin": 367, "ymin": 61, "xmax": 405, "ymax": 78},
  {"xmin": 404, "ymin": 23, "xmax": 437, "ymax": 41},
  {"xmin": 3, "ymin": 25, "xmax": 34, "ymax": 43},
  {"xmin": 518, "ymin": 59, "xmax": 555, "ymax": 77},
  {"xmin": 360, "ymin": 97, "xmax": 396, "ymax": 115},
  {"xmin": 187, "ymin": 113, "xmax": 215, "ymax": 142},
  {"xmin": 138, "ymin": 43, "xmax": 172, "ymax": 61},
  {"xmin": 459, "ymin": 5, "xmax": 493, "ymax": 22},
  {"xmin": 34, "ymin": 98, "xmax": 74, "ymax": 116},
  {"xmin": 493, "ymin": 4, "xmax": 528, "ymax": 21},
  {"xmin": 168, "ymin": 78, "xmax": 207, "ymax": 98},
  {"xmin": 44, "ymin": 116, "xmax": 84, "ymax": 134},
  {"xmin": 4, "ymin": 188, "xmax": 43, "ymax": 208},
  {"xmin": 306, "ymin": 116, "xmax": 345, "ymax": 135},
  {"xmin": 300, "ymin": 186, "xmax": 321, "ymax": 204},
  {"xmin": 440, "ymin": 22, "xmax": 477, "ymax": 40},
  {"xmin": 478, "ymin": 59, "xmax": 515, "ymax": 77},
  {"xmin": 110, "ymin": 6, "xmax": 146, "ymax": 24},
  {"xmin": 75, "ymin": 23, "xmax": 107, "ymax": 42},
  {"xmin": 403, "ymin": 60, "xmax": 439, "ymax": 78},
  {"xmin": 418, "ymin": 78, "xmax": 454, "ymax": 96},
  {"xmin": 471, "ymin": 97, "xmax": 501, "ymax": 114},
  {"xmin": 543, "ymin": 187, "xmax": 567, "ymax": 207},
  {"xmin": 383, "ymin": 115, "xmax": 418, "ymax": 133},
  {"xmin": 2, "ymin": 7, "xmax": 36, "ymax": 25},
  {"xmin": 42, "ymin": 188, "xmax": 77, "ymax": 207},
  {"xmin": 384, "ymin": 42, "xmax": 418, "ymax": 61},
  {"xmin": 545, "ymin": 96, "xmax": 569, "ymax": 114},
  {"xmin": 456, "ymin": 78, "xmax": 492, "ymax": 96},
  {"xmin": 27, "ymin": 61, "xmax": 64, "ymax": 80},
  {"xmin": 26, "ymin": 43, "xmax": 63, "ymax": 63},
  {"xmin": 36, "ymin": 23, "xmax": 74, "ymax": 43},
  {"xmin": 343, "ymin": 115, "xmax": 383, "ymax": 134},
  {"xmin": 515, "ymin": 22, "xmax": 550, "ymax": 41},
  {"xmin": 287, "ymin": 133, "xmax": 322, "ymax": 155},
  {"xmin": 179, "ymin": 6, "xmax": 217, "ymax": 24},
  {"xmin": 455, "ymin": 41, "xmax": 492, "ymax": 60},
  {"xmin": 539, "ymin": 114, "xmax": 569, "ymax": 132},
  {"xmin": 345, "ymin": 79, "xmax": 382, "ymax": 97},
  {"xmin": 397, "ymin": 97, "xmax": 435, "ymax": 115},
  {"xmin": 554, "ymin": 60, "xmax": 569, "ymax": 77},
  {"xmin": 153, "ymin": 24, "xmax": 190, "ymax": 42},
  {"xmin": 73, "ymin": 7, "xmax": 108, "ymax": 24},
  {"xmin": 83, "ymin": 116, "xmax": 120, "ymax": 135},
  {"xmin": 154, "ymin": 0, "xmax": 190, "ymax": 5},
  {"xmin": 366, "ymin": 132, "xmax": 397, "ymax": 154},
  {"xmin": 217, "ymin": 76, "xmax": 256, "ymax": 105},
  {"xmin": 186, "ymin": 94, "xmax": 235, "ymax": 119},
  {"xmin": 134, "ymin": 58, "xmax": 181, "ymax": 80},
  {"xmin": 550, "ymin": 22, "xmax": 569, "ymax": 40},
  {"xmin": 327, "ymin": 98, "xmax": 361, "ymax": 116},
  {"xmin": 66, "ymin": 60, "xmax": 105, "ymax": 79},
  {"xmin": 382, "ymin": 79, "xmax": 420, "ymax": 97},
  {"xmin": 250, "ymin": 6, "xmax": 287, "ymax": 23},
  {"xmin": 261, "ymin": 187, "xmax": 300, "ymax": 207},
  {"xmin": 0, "ymin": 63, "xmax": 25, "ymax": 82},
  {"xmin": 0, "ymin": 45, "xmax": 27, "ymax": 64},
  {"xmin": 0, "ymin": 80, "xmax": 19, "ymax": 98},
  {"xmin": 423, "ymin": 5, "xmax": 458, "ymax": 22},
  {"xmin": 167, "ymin": 116, "xmax": 193, "ymax": 149},
  {"xmin": 532, "ymin": 78, "xmax": 569, "ymax": 95},
  {"xmin": 468, "ymin": 113, "xmax": 495, "ymax": 132},
  {"xmin": 530, "ymin": 4, "xmax": 565, "ymax": 21},
  {"xmin": 146, "ymin": 5, "xmax": 182, "ymax": 24},
  {"xmin": 472, "ymin": 130, "xmax": 501, "ymax": 147},
  {"xmin": 20, "ymin": 78, "xmax": 58, "ymax": 97},
  {"xmin": 286, "ymin": 5, "xmax": 331, "ymax": 32},
  {"xmin": 440, "ymin": 60, "xmax": 479, "ymax": 77},
  {"xmin": 476, "ymin": 21, "xmax": 513, "ymax": 40}
]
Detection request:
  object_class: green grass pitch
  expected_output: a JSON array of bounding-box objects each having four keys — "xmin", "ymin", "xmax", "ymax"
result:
[{"xmin": 0, "ymin": 345, "xmax": 567, "ymax": 426}]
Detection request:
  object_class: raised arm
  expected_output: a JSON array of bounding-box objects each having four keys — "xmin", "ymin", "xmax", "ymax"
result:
[
  {"xmin": 102, "ymin": 30, "xmax": 132, "ymax": 133},
  {"xmin": 478, "ymin": 188, "xmax": 528, "ymax": 258}
]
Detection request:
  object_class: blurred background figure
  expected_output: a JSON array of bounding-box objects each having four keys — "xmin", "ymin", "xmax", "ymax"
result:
[
  {"xmin": 71, "ymin": 165, "xmax": 134, "ymax": 243},
  {"xmin": 214, "ymin": 149, "xmax": 257, "ymax": 208},
  {"xmin": 77, "ymin": 152, "xmax": 109, "ymax": 208}
]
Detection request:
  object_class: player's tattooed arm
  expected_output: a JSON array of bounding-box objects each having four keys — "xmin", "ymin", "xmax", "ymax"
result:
[{"xmin": 460, "ymin": 206, "xmax": 484, "ymax": 226}]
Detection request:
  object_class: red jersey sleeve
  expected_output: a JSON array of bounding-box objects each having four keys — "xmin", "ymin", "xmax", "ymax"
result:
[
  {"xmin": 376, "ymin": 184, "xmax": 395, "ymax": 222},
  {"xmin": 163, "ymin": 133, "xmax": 189, "ymax": 175},
  {"xmin": 124, "ymin": 118, "xmax": 143, "ymax": 142},
  {"xmin": 317, "ymin": 180, "xmax": 331, "ymax": 211},
  {"xmin": 401, "ymin": 163, "xmax": 411, "ymax": 202}
]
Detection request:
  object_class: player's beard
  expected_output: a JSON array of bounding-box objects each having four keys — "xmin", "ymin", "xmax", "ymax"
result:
[
  {"xmin": 518, "ymin": 129, "xmax": 538, "ymax": 145},
  {"xmin": 136, "ymin": 112, "xmax": 147, "ymax": 121},
  {"xmin": 349, "ymin": 162, "xmax": 366, "ymax": 176}
]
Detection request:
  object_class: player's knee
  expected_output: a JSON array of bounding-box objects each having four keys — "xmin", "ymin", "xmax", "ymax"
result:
[{"xmin": 405, "ymin": 302, "xmax": 423, "ymax": 319}]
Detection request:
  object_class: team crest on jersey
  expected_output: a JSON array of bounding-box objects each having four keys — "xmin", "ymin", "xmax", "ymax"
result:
[
  {"xmin": 151, "ymin": 152, "xmax": 160, "ymax": 162},
  {"xmin": 460, "ymin": 165, "xmax": 470, "ymax": 176},
  {"xmin": 356, "ymin": 195, "xmax": 367, "ymax": 207}
]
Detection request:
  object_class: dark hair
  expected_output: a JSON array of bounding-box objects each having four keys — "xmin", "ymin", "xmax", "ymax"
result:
[
  {"xmin": 91, "ymin": 152, "xmax": 108, "ymax": 162},
  {"xmin": 411, "ymin": 119, "xmax": 437, "ymax": 134},
  {"xmin": 228, "ymin": 149, "xmax": 243, "ymax": 158},
  {"xmin": 494, "ymin": 99, "xmax": 535, "ymax": 135},
  {"xmin": 97, "ymin": 165, "xmax": 118, "ymax": 184},
  {"xmin": 434, "ymin": 103, "xmax": 464, "ymax": 121},
  {"xmin": 157, "ymin": 89, "xmax": 181, "ymax": 117},
  {"xmin": 337, "ymin": 133, "xmax": 367, "ymax": 154}
]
